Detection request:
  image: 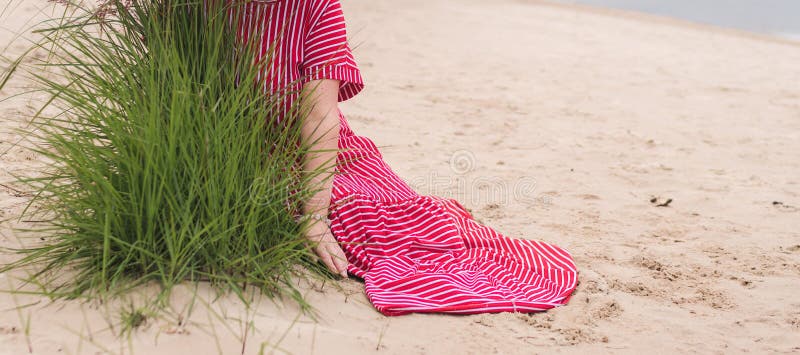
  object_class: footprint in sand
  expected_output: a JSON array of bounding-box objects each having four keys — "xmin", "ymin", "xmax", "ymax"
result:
[
  {"xmin": 632, "ymin": 255, "xmax": 683, "ymax": 281},
  {"xmin": 609, "ymin": 279, "xmax": 657, "ymax": 297},
  {"xmin": 575, "ymin": 269, "xmax": 611, "ymax": 295},
  {"xmin": 554, "ymin": 327, "xmax": 609, "ymax": 345},
  {"xmin": 517, "ymin": 312, "xmax": 554, "ymax": 330},
  {"xmin": 632, "ymin": 254, "xmax": 724, "ymax": 281},
  {"xmin": 670, "ymin": 287, "xmax": 736, "ymax": 310},
  {"xmin": 628, "ymin": 255, "xmax": 734, "ymax": 309},
  {"xmin": 570, "ymin": 270, "xmax": 624, "ymax": 320},
  {"xmin": 589, "ymin": 298, "xmax": 623, "ymax": 321},
  {"xmin": 517, "ymin": 312, "xmax": 610, "ymax": 345}
]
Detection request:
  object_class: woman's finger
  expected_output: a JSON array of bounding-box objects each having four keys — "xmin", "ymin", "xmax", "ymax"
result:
[
  {"xmin": 329, "ymin": 246, "xmax": 348, "ymax": 277},
  {"xmin": 316, "ymin": 246, "xmax": 339, "ymax": 274}
]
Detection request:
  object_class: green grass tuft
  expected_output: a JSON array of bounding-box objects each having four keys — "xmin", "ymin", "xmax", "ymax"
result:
[{"xmin": 1, "ymin": 0, "xmax": 332, "ymax": 310}]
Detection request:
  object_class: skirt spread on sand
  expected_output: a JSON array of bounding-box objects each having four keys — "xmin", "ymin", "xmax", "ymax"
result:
[{"xmin": 329, "ymin": 112, "xmax": 578, "ymax": 316}]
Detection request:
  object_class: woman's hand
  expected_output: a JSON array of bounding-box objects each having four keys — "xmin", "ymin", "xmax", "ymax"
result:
[{"xmin": 305, "ymin": 222, "xmax": 348, "ymax": 277}]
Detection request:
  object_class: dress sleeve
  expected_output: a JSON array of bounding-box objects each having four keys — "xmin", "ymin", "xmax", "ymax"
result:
[{"xmin": 301, "ymin": 0, "xmax": 364, "ymax": 102}]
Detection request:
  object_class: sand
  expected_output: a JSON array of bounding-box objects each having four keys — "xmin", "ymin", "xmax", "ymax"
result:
[{"xmin": 1, "ymin": 0, "xmax": 799, "ymax": 353}]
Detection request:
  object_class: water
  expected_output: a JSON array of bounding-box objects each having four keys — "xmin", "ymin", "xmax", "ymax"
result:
[{"xmin": 553, "ymin": 0, "xmax": 800, "ymax": 41}]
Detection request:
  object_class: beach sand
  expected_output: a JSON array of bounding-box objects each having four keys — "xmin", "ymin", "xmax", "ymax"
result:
[{"xmin": 1, "ymin": 0, "xmax": 799, "ymax": 353}]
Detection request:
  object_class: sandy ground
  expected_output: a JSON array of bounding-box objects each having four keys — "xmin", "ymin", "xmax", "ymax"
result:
[{"xmin": 1, "ymin": 0, "xmax": 800, "ymax": 353}]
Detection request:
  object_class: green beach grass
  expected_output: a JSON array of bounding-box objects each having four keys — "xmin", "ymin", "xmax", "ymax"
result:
[{"xmin": 0, "ymin": 0, "xmax": 335, "ymax": 312}]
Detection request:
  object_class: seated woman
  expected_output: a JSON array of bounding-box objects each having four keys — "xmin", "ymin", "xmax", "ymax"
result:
[{"xmin": 234, "ymin": 0, "xmax": 578, "ymax": 315}]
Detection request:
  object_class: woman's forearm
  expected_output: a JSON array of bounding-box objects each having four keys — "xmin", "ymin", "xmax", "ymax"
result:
[
  {"xmin": 300, "ymin": 110, "xmax": 340, "ymax": 220},
  {"xmin": 299, "ymin": 79, "xmax": 341, "ymax": 223}
]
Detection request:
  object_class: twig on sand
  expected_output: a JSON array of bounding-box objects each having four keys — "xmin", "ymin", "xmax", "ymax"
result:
[
  {"xmin": 773, "ymin": 201, "xmax": 799, "ymax": 212},
  {"xmin": 376, "ymin": 321, "xmax": 389, "ymax": 351},
  {"xmin": 649, "ymin": 196, "xmax": 672, "ymax": 207},
  {"xmin": 0, "ymin": 183, "xmax": 32, "ymax": 197}
]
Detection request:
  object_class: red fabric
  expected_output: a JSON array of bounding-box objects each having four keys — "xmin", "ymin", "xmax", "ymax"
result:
[{"xmin": 234, "ymin": 0, "xmax": 578, "ymax": 315}]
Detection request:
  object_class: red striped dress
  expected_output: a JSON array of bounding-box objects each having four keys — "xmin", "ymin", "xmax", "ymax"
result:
[{"xmin": 234, "ymin": 0, "xmax": 578, "ymax": 316}]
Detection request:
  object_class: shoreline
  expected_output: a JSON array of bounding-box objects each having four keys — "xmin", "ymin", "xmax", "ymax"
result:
[{"xmin": 525, "ymin": 0, "xmax": 800, "ymax": 48}]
